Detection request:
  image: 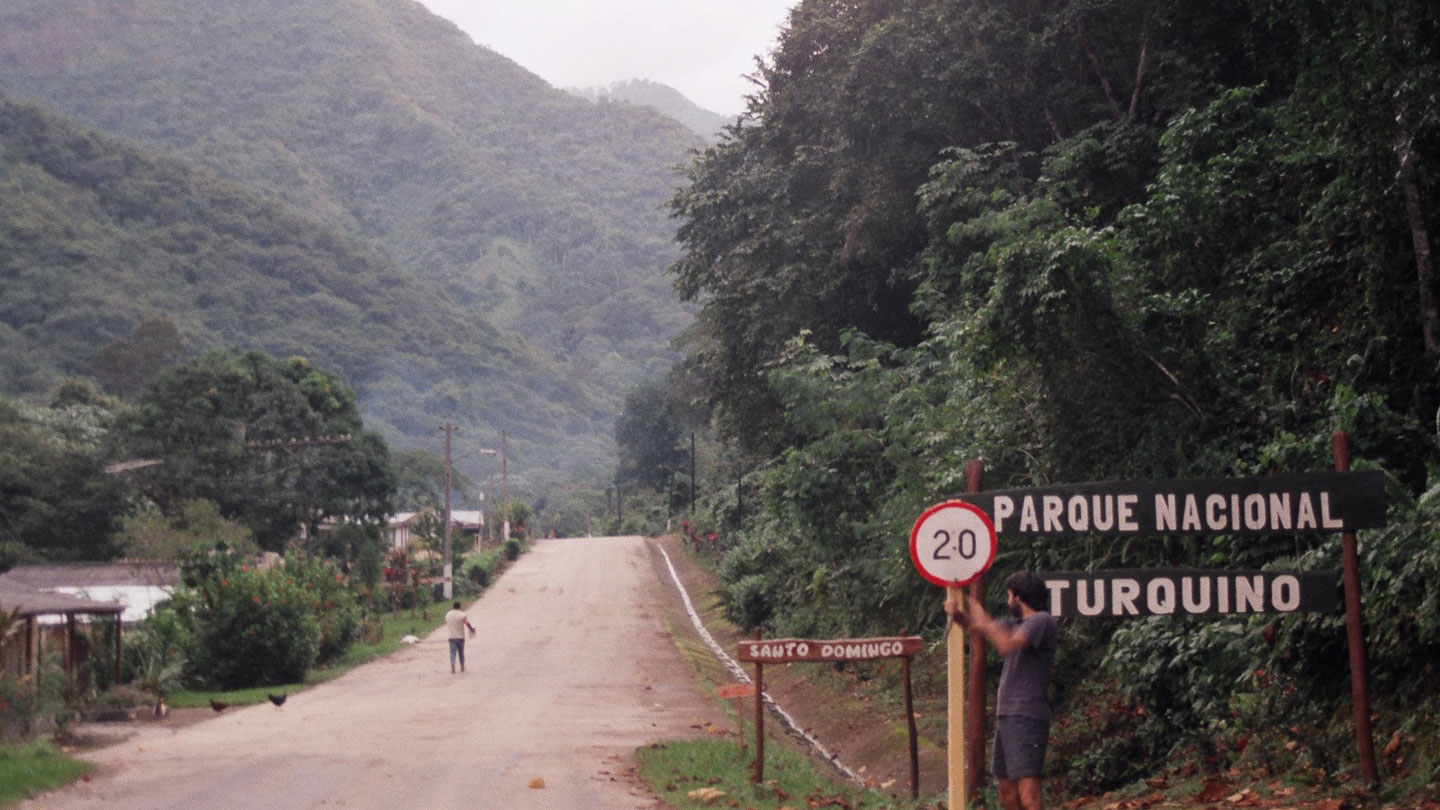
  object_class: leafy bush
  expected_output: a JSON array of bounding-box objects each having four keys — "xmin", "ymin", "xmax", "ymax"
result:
[
  {"xmin": 280, "ymin": 548, "xmax": 359, "ymax": 664},
  {"xmin": 0, "ymin": 648, "xmax": 67, "ymax": 741},
  {"xmin": 120, "ymin": 601, "xmax": 190, "ymax": 694},
  {"xmin": 502, "ymin": 538, "xmax": 522, "ymax": 561},
  {"xmin": 460, "ymin": 549, "xmax": 501, "ymax": 588},
  {"xmin": 83, "ymin": 685, "xmax": 156, "ymax": 722},
  {"xmin": 169, "ymin": 549, "xmax": 325, "ymax": 689},
  {"xmin": 179, "ymin": 567, "xmax": 320, "ymax": 689},
  {"xmin": 722, "ymin": 574, "xmax": 773, "ymax": 630}
]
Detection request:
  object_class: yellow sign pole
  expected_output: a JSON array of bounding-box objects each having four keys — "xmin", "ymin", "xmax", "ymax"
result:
[{"xmin": 948, "ymin": 585, "xmax": 967, "ymax": 810}]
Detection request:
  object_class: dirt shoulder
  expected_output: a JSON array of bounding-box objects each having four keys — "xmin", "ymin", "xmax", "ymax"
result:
[{"xmin": 648, "ymin": 534, "xmax": 949, "ymax": 800}]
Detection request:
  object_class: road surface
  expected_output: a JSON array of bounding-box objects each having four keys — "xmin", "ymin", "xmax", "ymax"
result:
[{"xmin": 25, "ymin": 536, "xmax": 720, "ymax": 809}]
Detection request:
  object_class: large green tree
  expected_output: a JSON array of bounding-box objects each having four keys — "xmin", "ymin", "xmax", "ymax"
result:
[
  {"xmin": 120, "ymin": 350, "xmax": 395, "ymax": 550},
  {"xmin": 0, "ymin": 386, "xmax": 128, "ymax": 563}
]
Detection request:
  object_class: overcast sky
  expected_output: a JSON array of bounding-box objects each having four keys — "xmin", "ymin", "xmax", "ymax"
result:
[{"xmin": 416, "ymin": 0, "xmax": 796, "ymax": 115}]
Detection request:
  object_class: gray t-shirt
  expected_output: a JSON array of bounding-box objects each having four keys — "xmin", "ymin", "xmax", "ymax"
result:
[{"xmin": 995, "ymin": 611, "xmax": 1058, "ymax": 720}]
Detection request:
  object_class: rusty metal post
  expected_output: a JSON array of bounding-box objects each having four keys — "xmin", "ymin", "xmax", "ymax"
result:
[
  {"xmin": 964, "ymin": 459, "xmax": 988, "ymax": 800},
  {"xmin": 1332, "ymin": 430, "xmax": 1380, "ymax": 787},
  {"xmin": 903, "ymin": 651, "xmax": 920, "ymax": 799},
  {"xmin": 753, "ymin": 627, "xmax": 765, "ymax": 784}
]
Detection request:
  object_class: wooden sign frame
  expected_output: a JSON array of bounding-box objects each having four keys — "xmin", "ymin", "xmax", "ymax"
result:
[{"xmin": 738, "ymin": 632, "xmax": 925, "ymax": 798}]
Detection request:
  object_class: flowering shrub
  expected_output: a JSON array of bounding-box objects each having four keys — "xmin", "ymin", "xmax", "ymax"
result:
[
  {"xmin": 280, "ymin": 548, "xmax": 359, "ymax": 663},
  {"xmin": 173, "ymin": 554, "xmax": 320, "ymax": 689}
]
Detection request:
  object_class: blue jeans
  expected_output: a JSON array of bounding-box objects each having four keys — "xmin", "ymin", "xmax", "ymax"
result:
[{"xmin": 448, "ymin": 638, "xmax": 466, "ymax": 671}]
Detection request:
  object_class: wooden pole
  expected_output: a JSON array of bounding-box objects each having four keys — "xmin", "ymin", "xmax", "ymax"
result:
[
  {"xmin": 964, "ymin": 459, "xmax": 988, "ymax": 799},
  {"xmin": 443, "ymin": 423, "xmax": 453, "ymax": 600},
  {"xmin": 753, "ymin": 627, "xmax": 765, "ymax": 784},
  {"xmin": 948, "ymin": 585, "xmax": 967, "ymax": 810},
  {"xmin": 114, "ymin": 615, "xmax": 123, "ymax": 686},
  {"xmin": 1332, "ymin": 430, "xmax": 1380, "ymax": 787},
  {"xmin": 63, "ymin": 614, "xmax": 74, "ymax": 702},
  {"xmin": 737, "ymin": 695, "xmax": 746, "ymax": 752},
  {"xmin": 903, "ymin": 652, "xmax": 920, "ymax": 799}
]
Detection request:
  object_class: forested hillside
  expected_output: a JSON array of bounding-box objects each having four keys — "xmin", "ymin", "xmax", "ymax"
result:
[
  {"xmin": 0, "ymin": 0, "xmax": 702, "ymax": 489},
  {"xmin": 654, "ymin": 0, "xmax": 1440, "ymax": 794},
  {"xmin": 0, "ymin": 95, "xmax": 599, "ymax": 479}
]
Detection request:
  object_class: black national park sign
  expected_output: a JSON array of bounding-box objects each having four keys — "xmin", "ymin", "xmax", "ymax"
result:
[
  {"xmin": 1041, "ymin": 569, "xmax": 1339, "ymax": 618},
  {"xmin": 958, "ymin": 471, "xmax": 1385, "ymax": 538}
]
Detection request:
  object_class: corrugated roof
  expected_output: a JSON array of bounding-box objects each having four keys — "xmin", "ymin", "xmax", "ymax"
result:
[
  {"xmin": 0, "ymin": 562, "xmax": 180, "ymax": 589},
  {"xmin": 0, "ymin": 579, "xmax": 124, "ymax": 617}
]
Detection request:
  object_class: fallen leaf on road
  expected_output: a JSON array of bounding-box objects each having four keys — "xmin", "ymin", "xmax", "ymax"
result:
[
  {"xmin": 687, "ymin": 787, "xmax": 727, "ymax": 804},
  {"xmin": 528, "ymin": 778, "xmax": 546, "ymax": 789}
]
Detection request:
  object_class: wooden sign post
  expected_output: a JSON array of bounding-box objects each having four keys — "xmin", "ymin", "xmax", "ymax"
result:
[
  {"xmin": 737, "ymin": 634, "xmax": 926, "ymax": 794},
  {"xmin": 716, "ymin": 682, "xmax": 757, "ymax": 752},
  {"xmin": 947, "ymin": 585, "xmax": 966, "ymax": 809},
  {"xmin": 911, "ymin": 499, "xmax": 997, "ymax": 810}
]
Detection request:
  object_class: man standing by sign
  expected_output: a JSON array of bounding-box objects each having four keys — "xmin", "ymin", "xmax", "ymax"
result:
[{"xmin": 946, "ymin": 571, "xmax": 1058, "ymax": 810}]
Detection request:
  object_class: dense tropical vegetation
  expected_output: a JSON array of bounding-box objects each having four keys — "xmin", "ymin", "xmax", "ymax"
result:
[{"xmin": 607, "ymin": 0, "xmax": 1440, "ymax": 795}]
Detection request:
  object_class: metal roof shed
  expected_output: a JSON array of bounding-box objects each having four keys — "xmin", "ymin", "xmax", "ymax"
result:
[{"xmin": 0, "ymin": 580, "xmax": 124, "ymax": 698}]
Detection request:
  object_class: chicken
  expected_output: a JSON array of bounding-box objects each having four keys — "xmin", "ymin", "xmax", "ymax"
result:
[
  {"xmin": 268, "ymin": 692, "xmax": 287, "ymax": 708},
  {"xmin": 209, "ymin": 698, "xmax": 228, "ymax": 712}
]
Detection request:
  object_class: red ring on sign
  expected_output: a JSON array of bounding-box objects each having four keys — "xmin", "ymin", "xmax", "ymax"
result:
[{"xmin": 909, "ymin": 499, "xmax": 997, "ymax": 588}]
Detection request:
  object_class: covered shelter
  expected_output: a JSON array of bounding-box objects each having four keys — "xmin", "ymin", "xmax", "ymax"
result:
[{"xmin": 0, "ymin": 579, "xmax": 124, "ymax": 699}]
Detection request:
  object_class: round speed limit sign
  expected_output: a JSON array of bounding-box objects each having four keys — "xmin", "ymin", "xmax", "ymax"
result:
[{"xmin": 909, "ymin": 500, "xmax": 997, "ymax": 588}]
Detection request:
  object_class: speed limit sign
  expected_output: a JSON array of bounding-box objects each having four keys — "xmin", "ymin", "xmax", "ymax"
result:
[{"xmin": 910, "ymin": 500, "xmax": 997, "ymax": 588}]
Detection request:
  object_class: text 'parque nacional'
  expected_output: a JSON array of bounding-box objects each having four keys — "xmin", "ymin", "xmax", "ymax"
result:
[{"xmin": 959, "ymin": 471, "xmax": 1384, "ymax": 537}]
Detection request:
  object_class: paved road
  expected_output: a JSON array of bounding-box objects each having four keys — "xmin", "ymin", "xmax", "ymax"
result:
[{"xmin": 25, "ymin": 536, "xmax": 718, "ymax": 810}]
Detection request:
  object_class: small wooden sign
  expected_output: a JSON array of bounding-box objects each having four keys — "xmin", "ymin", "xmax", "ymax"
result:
[
  {"xmin": 737, "ymin": 636, "xmax": 923, "ymax": 663},
  {"xmin": 716, "ymin": 682, "xmax": 757, "ymax": 699}
]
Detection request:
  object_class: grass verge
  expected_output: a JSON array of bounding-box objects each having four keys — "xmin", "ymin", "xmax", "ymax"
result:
[
  {"xmin": 0, "ymin": 742, "xmax": 95, "ymax": 808},
  {"xmin": 168, "ymin": 609, "xmax": 438, "ymax": 708},
  {"xmin": 636, "ymin": 737, "xmax": 939, "ymax": 810}
]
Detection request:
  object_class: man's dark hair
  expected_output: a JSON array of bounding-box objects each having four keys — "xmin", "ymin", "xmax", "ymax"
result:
[
  {"xmin": 1006, "ymin": 570, "xmax": 1049, "ymax": 612},
  {"xmin": 453, "ymin": 601, "xmax": 462, "ymax": 610}
]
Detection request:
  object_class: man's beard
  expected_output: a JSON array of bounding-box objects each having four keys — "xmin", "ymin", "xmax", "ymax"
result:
[{"xmin": 1008, "ymin": 601, "xmax": 1023, "ymax": 619}]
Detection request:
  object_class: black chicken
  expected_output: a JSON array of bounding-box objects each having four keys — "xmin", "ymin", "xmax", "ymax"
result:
[
  {"xmin": 209, "ymin": 698, "xmax": 228, "ymax": 712},
  {"xmin": 267, "ymin": 692, "xmax": 287, "ymax": 708}
]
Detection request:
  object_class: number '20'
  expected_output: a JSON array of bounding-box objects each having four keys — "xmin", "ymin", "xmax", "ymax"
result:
[{"xmin": 931, "ymin": 529, "xmax": 977, "ymax": 560}]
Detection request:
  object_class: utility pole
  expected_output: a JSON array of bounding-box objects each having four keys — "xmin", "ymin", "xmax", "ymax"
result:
[
  {"xmin": 689, "ymin": 431, "xmax": 697, "ymax": 516},
  {"xmin": 501, "ymin": 430, "xmax": 509, "ymax": 542},
  {"xmin": 442, "ymin": 423, "xmax": 454, "ymax": 600}
]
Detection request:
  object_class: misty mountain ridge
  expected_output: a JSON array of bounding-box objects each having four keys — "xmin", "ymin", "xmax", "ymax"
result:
[
  {"xmin": 567, "ymin": 79, "xmax": 732, "ymax": 143},
  {"xmin": 0, "ymin": 0, "xmax": 705, "ymax": 494}
]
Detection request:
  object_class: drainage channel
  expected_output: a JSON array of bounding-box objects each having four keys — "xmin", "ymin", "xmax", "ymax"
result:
[{"xmin": 654, "ymin": 541, "xmax": 865, "ymax": 786}]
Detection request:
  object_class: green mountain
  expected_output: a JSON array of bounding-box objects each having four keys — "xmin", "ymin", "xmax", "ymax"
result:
[
  {"xmin": 0, "ymin": 0, "xmax": 704, "ymax": 493},
  {"xmin": 569, "ymin": 80, "xmax": 732, "ymax": 143},
  {"xmin": 0, "ymin": 94, "xmax": 602, "ymax": 487}
]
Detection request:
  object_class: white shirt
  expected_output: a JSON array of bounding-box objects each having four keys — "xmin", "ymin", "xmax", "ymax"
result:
[{"xmin": 444, "ymin": 609, "xmax": 470, "ymax": 639}]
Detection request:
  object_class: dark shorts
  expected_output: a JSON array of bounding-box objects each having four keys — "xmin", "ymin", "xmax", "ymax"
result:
[{"xmin": 993, "ymin": 715, "xmax": 1049, "ymax": 780}]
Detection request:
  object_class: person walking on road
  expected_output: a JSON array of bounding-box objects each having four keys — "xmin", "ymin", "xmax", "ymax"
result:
[
  {"xmin": 444, "ymin": 601, "xmax": 477, "ymax": 673},
  {"xmin": 945, "ymin": 571, "xmax": 1059, "ymax": 810}
]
